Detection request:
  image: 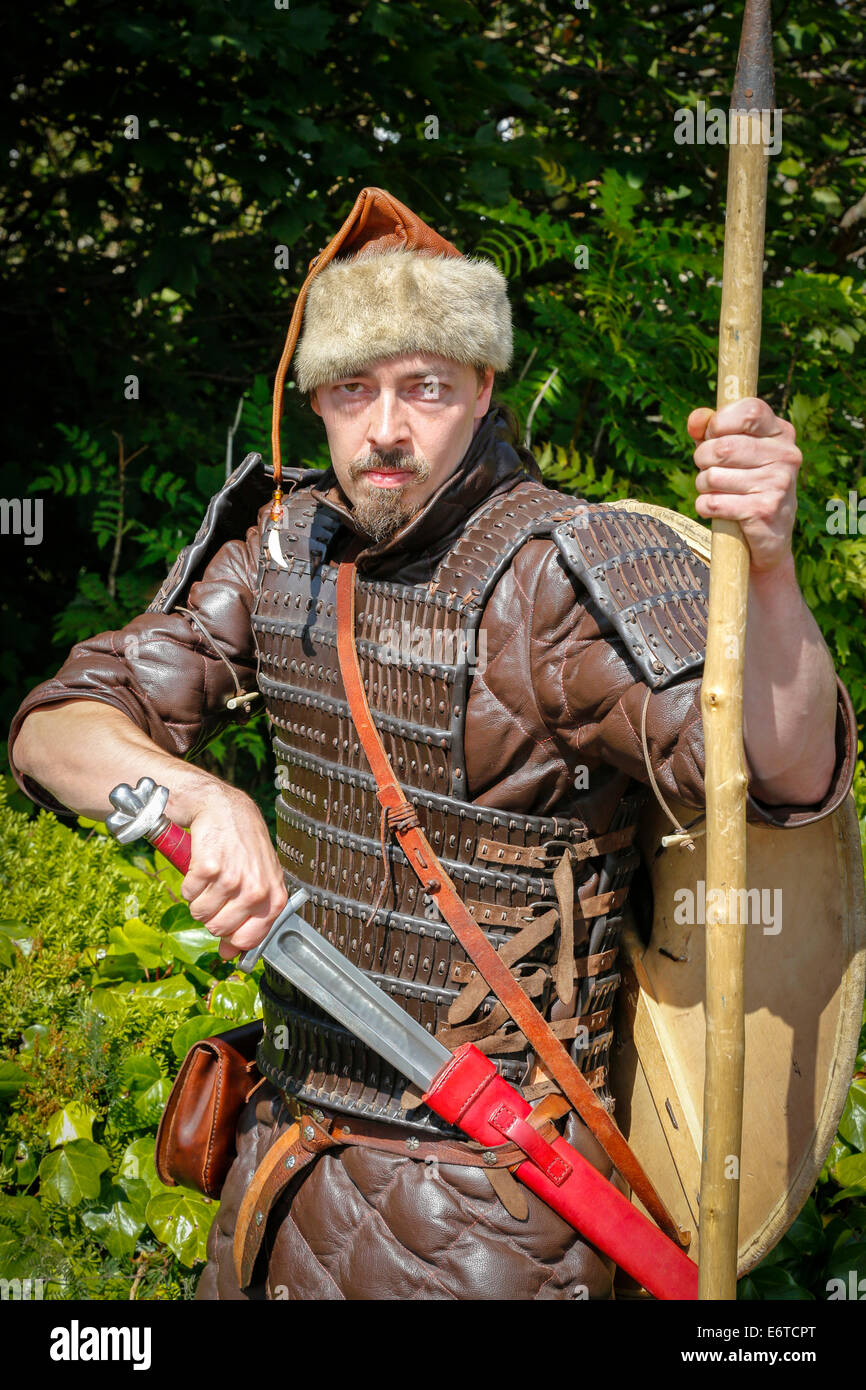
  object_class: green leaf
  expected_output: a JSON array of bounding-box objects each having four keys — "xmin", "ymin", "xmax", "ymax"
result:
[
  {"xmin": 19, "ymin": 1025, "xmax": 49, "ymax": 1052},
  {"xmin": 0, "ymin": 1140, "xmax": 37, "ymax": 1187},
  {"xmin": 775, "ymin": 1197, "xmax": 826, "ymax": 1258},
  {"xmin": 0, "ymin": 919, "xmax": 36, "ymax": 957},
  {"xmin": 160, "ymin": 903, "xmax": 196, "ymax": 932},
  {"xmin": 171, "ymin": 1015, "xmax": 237, "ymax": 1061},
  {"xmin": 822, "ymin": 1240, "xmax": 866, "ymax": 1288},
  {"xmin": 87, "ymin": 987, "xmax": 130, "ymax": 1022},
  {"xmin": 208, "ymin": 975, "xmax": 260, "ymax": 1020},
  {"xmin": 166, "ymin": 925, "xmax": 220, "ymax": 966},
  {"xmin": 118, "ymin": 1139, "xmax": 163, "ymax": 1196},
  {"xmin": 0, "ymin": 1060, "xmax": 29, "ymax": 1100},
  {"xmin": 0, "ymin": 1195, "xmax": 49, "ymax": 1278},
  {"xmin": 738, "ymin": 1266, "xmax": 815, "ymax": 1300},
  {"xmin": 832, "ymin": 1152, "xmax": 866, "ymax": 1193},
  {"xmin": 118, "ymin": 1055, "xmax": 162, "ymax": 1091},
  {"xmin": 133, "ymin": 1077, "xmax": 172, "ymax": 1126},
  {"xmin": 109, "ymin": 917, "xmax": 169, "ymax": 969},
  {"xmin": 38, "ymin": 1139, "xmax": 111, "ymax": 1207},
  {"xmin": 80, "ymin": 1184, "xmax": 146, "ymax": 1259},
  {"xmin": 145, "ymin": 1190, "xmax": 216, "ymax": 1266},
  {"xmin": 46, "ymin": 1102, "xmax": 97, "ymax": 1147},
  {"xmin": 838, "ymin": 1079, "xmax": 866, "ymax": 1150},
  {"xmin": 113, "ymin": 976, "xmax": 198, "ymax": 1009}
]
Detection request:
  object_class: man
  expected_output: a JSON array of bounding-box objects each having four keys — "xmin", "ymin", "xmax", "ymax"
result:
[{"xmin": 10, "ymin": 188, "xmax": 855, "ymax": 1300}]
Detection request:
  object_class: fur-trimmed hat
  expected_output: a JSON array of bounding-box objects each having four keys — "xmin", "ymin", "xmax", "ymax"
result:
[
  {"xmin": 293, "ymin": 244, "xmax": 512, "ymax": 393},
  {"xmin": 269, "ymin": 187, "xmax": 511, "ymax": 510}
]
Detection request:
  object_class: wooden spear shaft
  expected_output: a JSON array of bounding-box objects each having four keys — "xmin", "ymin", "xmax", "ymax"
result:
[{"xmin": 698, "ymin": 0, "xmax": 775, "ymax": 1301}]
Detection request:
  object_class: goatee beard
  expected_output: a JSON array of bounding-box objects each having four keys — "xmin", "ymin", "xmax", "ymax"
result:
[{"xmin": 348, "ymin": 449, "xmax": 431, "ymax": 543}]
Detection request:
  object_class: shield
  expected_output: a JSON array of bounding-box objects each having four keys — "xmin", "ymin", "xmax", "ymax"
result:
[
  {"xmin": 609, "ymin": 772, "xmax": 865, "ymax": 1282},
  {"xmin": 605, "ymin": 499, "xmax": 866, "ymax": 1280}
]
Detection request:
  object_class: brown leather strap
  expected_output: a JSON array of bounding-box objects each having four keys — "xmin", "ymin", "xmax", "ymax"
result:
[
  {"xmin": 233, "ymin": 1121, "xmax": 330, "ymax": 1288},
  {"xmin": 573, "ymin": 947, "xmax": 619, "ymax": 978},
  {"xmin": 335, "ymin": 557, "xmax": 687, "ymax": 1248},
  {"xmin": 475, "ymin": 828, "xmax": 636, "ymax": 868}
]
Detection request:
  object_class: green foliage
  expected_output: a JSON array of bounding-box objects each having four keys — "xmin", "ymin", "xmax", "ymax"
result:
[{"xmin": 0, "ymin": 784, "xmax": 265, "ymax": 1299}]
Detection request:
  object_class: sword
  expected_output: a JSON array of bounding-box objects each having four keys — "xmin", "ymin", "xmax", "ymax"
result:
[{"xmin": 107, "ymin": 778, "xmax": 698, "ymax": 1300}]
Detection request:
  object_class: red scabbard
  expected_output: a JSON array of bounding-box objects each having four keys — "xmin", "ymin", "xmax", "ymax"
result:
[{"xmin": 423, "ymin": 1042, "xmax": 698, "ymax": 1301}]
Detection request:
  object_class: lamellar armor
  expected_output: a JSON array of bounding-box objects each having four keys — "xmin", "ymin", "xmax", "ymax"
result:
[{"xmin": 252, "ymin": 477, "xmax": 708, "ymax": 1135}]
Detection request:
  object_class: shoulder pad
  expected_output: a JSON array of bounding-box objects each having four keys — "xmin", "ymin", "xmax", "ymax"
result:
[
  {"xmin": 552, "ymin": 506, "xmax": 708, "ymax": 688},
  {"xmin": 432, "ymin": 480, "xmax": 585, "ymax": 609},
  {"xmin": 148, "ymin": 451, "xmax": 270, "ymax": 614}
]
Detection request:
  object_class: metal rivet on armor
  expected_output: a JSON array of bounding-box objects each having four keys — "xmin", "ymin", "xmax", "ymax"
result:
[
  {"xmin": 284, "ymin": 1155, "xmax": 296, "ymax": 1170},
  {"xmin": 406, "ymin": 1137, "xmax": 420, "ymax": 1150},
  {"xmin": 482, "ymin": 1151, "xmax": 498, "ymax": 1166},
  {"xmin": 256, "ymin": 1210, "xmax": 264, "ymax": 1225}
]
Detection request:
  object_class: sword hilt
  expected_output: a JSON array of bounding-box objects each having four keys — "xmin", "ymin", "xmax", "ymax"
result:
[{"xmin": 106, "ymin": 778, "xmax": 191, "ymax": 874}]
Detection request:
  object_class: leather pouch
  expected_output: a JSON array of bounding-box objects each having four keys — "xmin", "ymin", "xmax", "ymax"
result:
[{"xmin": 155, "ymin": 1020, "xmax": 264, "ymax": 1199}]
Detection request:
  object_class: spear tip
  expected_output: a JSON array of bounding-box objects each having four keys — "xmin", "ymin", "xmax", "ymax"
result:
[{"xmin": 731, "ymin": 0, "xmax": 775, "ymax": 110}]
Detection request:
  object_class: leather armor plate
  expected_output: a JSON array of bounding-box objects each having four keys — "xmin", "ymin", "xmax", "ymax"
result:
[{"xmin": 251, "ymin": 482, "xmax": 667, "ymax": 1133}]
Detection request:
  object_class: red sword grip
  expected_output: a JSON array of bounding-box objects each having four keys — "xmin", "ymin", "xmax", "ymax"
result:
[
  {"xmin": 150, "ymin": 818, "xmax": 192, "ymax": 875},
  {"xmin": 423, "ymin": 1043, "xmax": 698, "ymax": 1301}
]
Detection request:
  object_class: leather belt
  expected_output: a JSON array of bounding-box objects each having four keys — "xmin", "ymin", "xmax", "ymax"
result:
[{"xmin": 233, "ymin": 1095, "xmax": 572, "ymax": 1288}]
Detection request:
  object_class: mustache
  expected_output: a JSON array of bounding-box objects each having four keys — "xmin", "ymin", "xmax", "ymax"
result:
[{"xmin": 348, "ymin": 450, "xmax": 431, "ymax": 483}]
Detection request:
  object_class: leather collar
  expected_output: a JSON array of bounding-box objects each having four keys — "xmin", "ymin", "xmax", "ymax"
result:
[{"xmin": 308, "ymin": 405, "xmax": 542, "ymax": 577}]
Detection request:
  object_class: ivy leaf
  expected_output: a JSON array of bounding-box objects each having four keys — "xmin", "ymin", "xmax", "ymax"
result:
[
  {"xmin": 171, "ymin": 1015, "xmax": 237, "ymax": 1062},
  {"xmin": 822, "ymin": 1241, "xmax": 866, "ymax": 1288},
  {"xmin": 207, "ymin": 976, "xmax": 261, "ymax": 1020},
  {"xmin": 80, "ymin": 1183, "xmax": 146, "ymax": 1259},
  {"xmin": 160, "ymin": 903, "xmax": 196, "ymax": 932},
  {"xmin": 19, "ymin": 1025, "xmax": 49, "ymax": 1053},
  {"xmin": 838, "ymin": 1079, "xmax": 866, "ymax": 1151},
  {"xmin": 0, "ymin": 919, "xmax": 36, "ymax": 957},
  {"xmin": 109, "ymin": 917, "xmax": 169, "ymax": 970},
  {"xmin": 133, "ymin": 1077, "xmax": 172, "ymax": 1126},
  {"xmin": 0, "ymin": 1195, "xmax": 49, "ymax": 1279},
  {"xmin": 88, "ymin": 987, "xmax": 130, "ymax": 1022},
  {"xmin": 831, "ymin": 1152, "xmax": 866, "ymax": 1193},
  {"xmin": 738, "ymin": 1266, "xmax": 815, "ymax": 1300},
  {"xmin": 118, "ymin": 1055, "xmax": 162, "ymax": 1091},
  {"xmin": 38, "ymin": 1139, "xmax": 110, "ymax": 1206},
  {"xmin": 46, "ymin": 1102, "xmax": 97, "ymax": 1148},
  {"xmin": 118, "ymin": 1138, "xmax": 164, "ymax": 1197},
  {"xmin": 113, "ymin": 976, "xmax": 198, "ymax": 1009},
  {"xmin": 146, "ymin": 1190, "xmax": 216, "ymax": 1266},
  {"xmin": 166, "ymin": 926, "xmax": 221, "ymax": 966},
  {"xmin": 0, "ymin": 1140, "xmax": 37, "ymax": 1187},
  {"xmin": 775, "ymin": 1198, "xmax": 826, "ymax": 1258},
  {"xmin": 0, "ymin": 1060, "xmax": 29, "ymax": 1101}
]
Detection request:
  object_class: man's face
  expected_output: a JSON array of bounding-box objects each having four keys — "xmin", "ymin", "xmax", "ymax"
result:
[{"xmin": 310, "ymin": 355, "xmax": 495, "ymax": 542}]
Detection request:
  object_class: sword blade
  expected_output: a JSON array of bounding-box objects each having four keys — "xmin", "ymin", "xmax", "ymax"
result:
[{"xmin": 239, "ymin": 892, "xmax": 452, "ymax": 1091}]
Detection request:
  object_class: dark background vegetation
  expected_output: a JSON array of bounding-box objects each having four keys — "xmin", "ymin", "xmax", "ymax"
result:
[{"xmin": 0, "ymin": 0, "xmax": 863, "ymax": 1299}]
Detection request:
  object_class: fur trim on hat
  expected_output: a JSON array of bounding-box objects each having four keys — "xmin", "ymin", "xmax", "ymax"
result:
[{"xmin": 293, "ymin": 246, "xmax": 512, "ymax": 392}]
